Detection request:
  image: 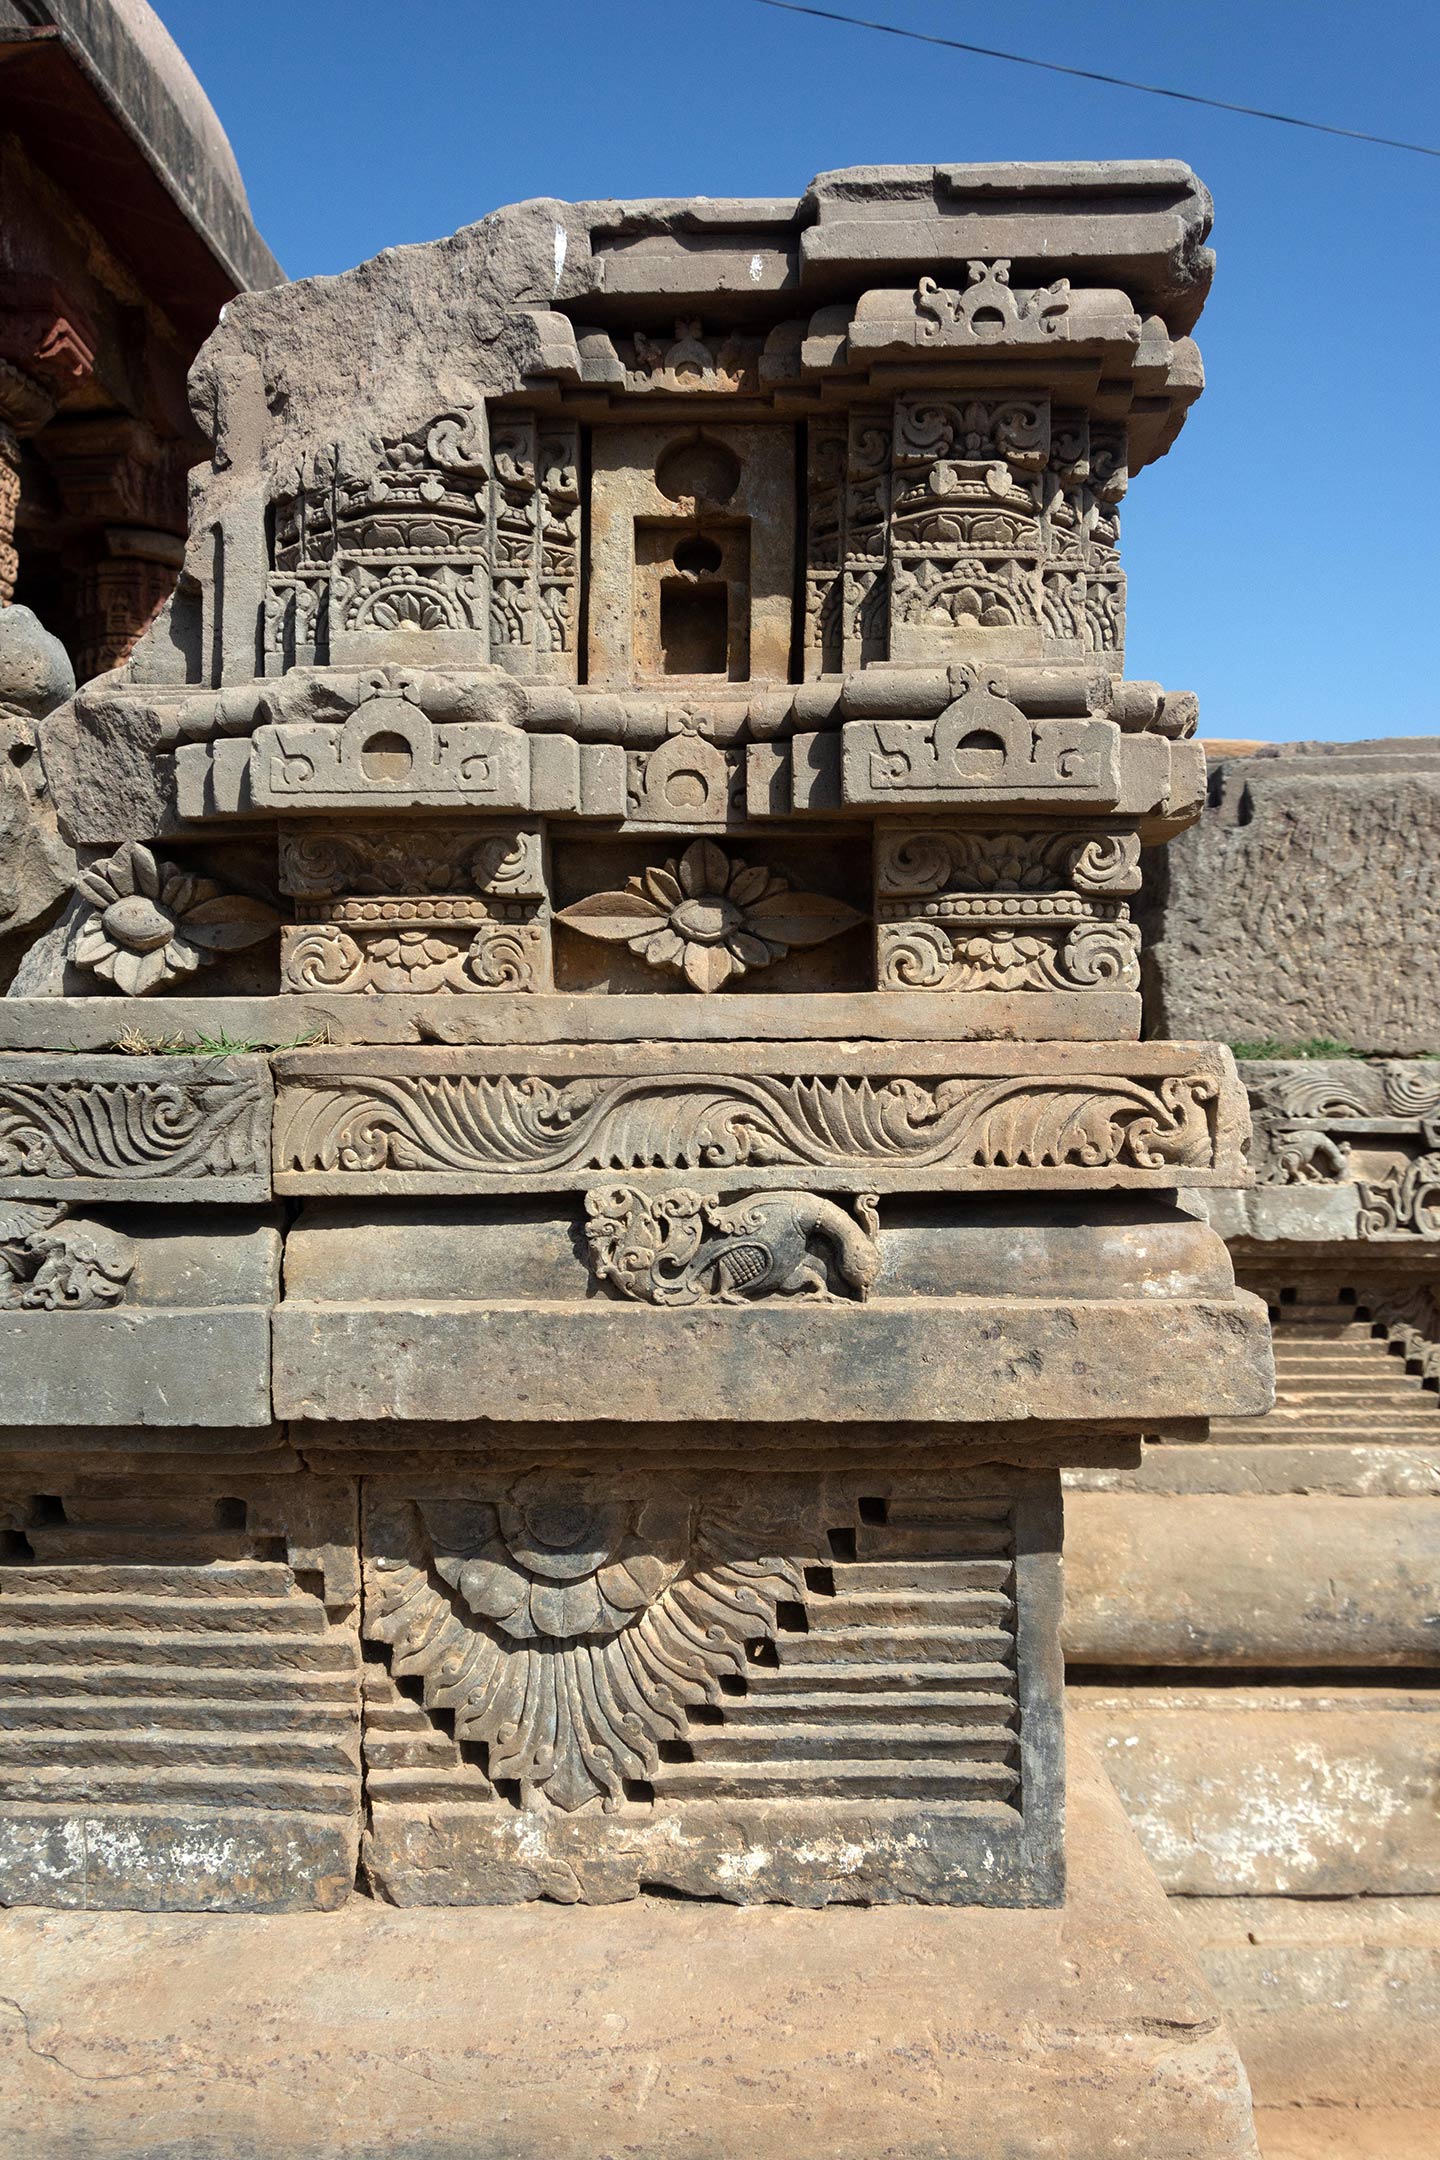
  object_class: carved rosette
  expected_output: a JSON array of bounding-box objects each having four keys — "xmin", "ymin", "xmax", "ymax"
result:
[
  {"xmin": 557, "ymin": 840, "xmax": 863, "ymax": 994},
  {"xmin": 364, "ymin": 1480, "xmax": 821, "ymax": 1812},
  {"xmin": 69, "ymin": 843, "xmax": 278, "ymax": 996}
]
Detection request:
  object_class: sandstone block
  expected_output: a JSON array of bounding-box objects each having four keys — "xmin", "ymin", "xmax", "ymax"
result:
[
  {"xmin": 1149, "ymin": 741, "xmax": 1440, "ymax": 1053},
  {"xmin": 1064, "ymin": 1493, "xmax": 1440, "ymax": 1666},
  {"xmin": 1074, "ymin": 1685, "xmax": 1440, "ymax": 1895},
  {"xmin": 0, "ymin": 1738, "xmax": 1260, "ymax": 2160}
]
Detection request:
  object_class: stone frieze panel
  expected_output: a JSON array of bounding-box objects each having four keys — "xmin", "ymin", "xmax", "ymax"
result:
[
  {"xmin": 271, "ymin": 1042, "xmax": 1247, "ymax": 1195},
  {"xmin": 0, "ymin": 1054, "xmax": 273, "ymax": 1203}
]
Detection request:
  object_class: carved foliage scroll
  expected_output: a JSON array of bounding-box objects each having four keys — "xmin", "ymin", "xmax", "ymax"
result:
[{"xmin": 276, "ymin": 1066, "xmax": 1226, "ymax": 1188}]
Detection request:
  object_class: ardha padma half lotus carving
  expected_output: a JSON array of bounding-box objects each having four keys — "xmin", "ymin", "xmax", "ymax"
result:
[
  {"xmin": 365, "ymin": 1481, "xmax": 818, "ymax": 1812},
  {"xmin": 556, "ymin": 840, "xmax": 863, "ymax": 992}
]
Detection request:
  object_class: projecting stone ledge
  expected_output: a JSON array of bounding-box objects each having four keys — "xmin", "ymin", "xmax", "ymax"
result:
[
  {"xmin": 0, "ymin": 1736, "xmax": 1258, "ymax": 2160},
  {"xmin": 271, "ymin": 1291, "xmax": 1273, "ymax": 1425}
]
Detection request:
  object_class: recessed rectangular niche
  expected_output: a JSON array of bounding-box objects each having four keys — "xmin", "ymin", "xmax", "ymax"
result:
[
  {"xmin": 587, "ymin": 420, "xmax": 793, "ymax": 687},
  {"xmin": 661, "ymin": 580, "xmax": 729, "ymax": 676}
]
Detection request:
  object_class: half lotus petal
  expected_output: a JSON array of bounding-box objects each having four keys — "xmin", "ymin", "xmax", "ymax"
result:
[
  {"xmin": 746, "ymin": 890, "xmax": 866, "ymax": 946},
  {"xmin": 683, "ymin": 940, "xmax": 734, "ymax": 993}
]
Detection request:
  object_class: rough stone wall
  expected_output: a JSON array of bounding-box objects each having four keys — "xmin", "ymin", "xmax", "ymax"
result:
[{"xmin": 1146, "ymin": 738, "xmax": 1440, "ymax": 1054}]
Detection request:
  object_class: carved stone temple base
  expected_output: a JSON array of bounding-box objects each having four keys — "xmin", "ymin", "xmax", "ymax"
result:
[
  {"xmin": 0, "ymin": 1736, "xmax": 1260, "ymax": 2160},
  {"xmin": 0, "ymin": 158, "xmax": 1267, "ymax": 2154}
]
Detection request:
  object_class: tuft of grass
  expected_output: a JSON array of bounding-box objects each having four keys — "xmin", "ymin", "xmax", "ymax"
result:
[{"xmin": 114, "ymin": 1025, "xmax": 328, "ymax": 1056}]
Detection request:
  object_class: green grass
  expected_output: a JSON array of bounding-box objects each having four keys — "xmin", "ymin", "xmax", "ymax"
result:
[
  {"xmin": 115, "ymin": 1027, "xmax": 325, "ymax": 1056},
  {"xmin": 1229, "ymin": 1038, "xmax": 1440, "ymax": 1061}
]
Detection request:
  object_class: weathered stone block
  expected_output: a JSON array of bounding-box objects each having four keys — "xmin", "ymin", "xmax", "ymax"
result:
[
  {"xmin": 0, "ymin": 1738, "xmax": 1261, "ymax": 2160},
  {"xmin": 1148, "ymin": 741, "xmax": 1440, "ymax": 1053},
  {"xmin": 1064, "ymin": 1492, "xmax": 1440, "ymax": 1667},
  {"xmin": 274, "ymin": 1292, "xmax": 1271, "ymax": 1426},
  {"xmin": 1179, "ymin": 1896, "xmax": 1440, "ymax": 2112},
  {"xmin": 1074, "ymin": 1685, "xmax": 1440, "ymax": 1895}
]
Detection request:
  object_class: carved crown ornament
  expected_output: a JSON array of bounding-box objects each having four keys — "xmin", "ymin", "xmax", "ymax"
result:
[
  {"xmin": 366, "ymin": 1479, "xmax": 825, "ymax": 1813},
  {"xmin": 555, "ymin": 840, "xmax": 865, "ymax": 992}
]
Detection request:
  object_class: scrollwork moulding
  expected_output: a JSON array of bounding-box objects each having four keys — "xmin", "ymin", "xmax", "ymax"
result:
[
  {"xmin": 0, "ymin": 1055, "xmax": 272, "ymax": 1201},
  {"xmin": 274, "ymin": 1053, "xmax": 1234, "ymax": 1192}
]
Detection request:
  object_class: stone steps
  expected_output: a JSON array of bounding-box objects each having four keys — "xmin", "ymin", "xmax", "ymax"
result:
[
  {"xmin": 364, "ymin": 1763, "xmax": 493, "ymax": 1804},
  {"xmin": 743, "ymin": 1659, "xmax": 1016, "ymax": 1695},
  {"xmin": 0, "ymin": 1661, "xmax": 356, "ymax": 1701},
  {"xmin": 0, "ymin": 1592, "xmax": 330, "ymax": 1635},
  {"xmin": 777, "ymin": 1625, "xmax": 1015, "ymax": 1666},
  {"xmin": 0, "ymin": 1726, "xmax": 357, "ymax": 1772},
  {"xmin": 0, "ymin": 1690, "xmax": 354, "ymax": 1732},
  {"xmin": 820, "ymin": 1558, "xmax": 1013, "ymax": 1592},
  {"xmin": 720, "ymin": 1688, "xmax": 1015, "ymax": 1725},
  {"xmin": 0, "ymin": 1561, "xmax": 294, "ymax": 1599},
  {"xmin": 0, "ymin": 1761, "xmax": 356, "ymax": 1812},
  {"xmin": 853, "ymin": 1522, "xmax": 1014, "ymax": 1561},
  {"xmin": 808, "ymin": 1587, "xmax": 1013, "ymax": 1628},
  {"xmin": 0, "ymin": 1630, "xmax": 356, "ymax": 1670}
]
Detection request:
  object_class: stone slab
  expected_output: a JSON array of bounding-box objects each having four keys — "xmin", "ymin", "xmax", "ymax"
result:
[
  {"xmin": 1148, "ymin": 741, "xmax": 1440, "ymax": 1054},
  {"xmin": 1178, "ymin": 1897, "xmax": 1440, "ymax": 2113},
  {"xmin": 0, "ymin": 1308, "xmax": 271, "ymax": 1426},
  {"xmin": 1074, "ymin": 1685, "xmax": 1440, "ymax": 1895},
  {"xmin": 0, "ymin": 1806, "xmax": 355, "ymax": 1915},
  {"xmin": 1063, "ymin": 1493, "xmax": 1440, "ymax": 1666},
  {"xmin": 0, "ymin": 1738, "xmax": 1259, "ymax": 2160},
  {"xmin": 1065, "ymin": 1439, "xmax": 1440, "ymax": 1498},
  {"xmin": 273, "ymin": 1292, "xmax": 1273, "ymax": 1425},
  {"xmin": 0, "ymin": 991, "xmax": 1142, "ymax": 1050},
  {"xmin": 269, "ymin": 1037, "xmax": 1249, "ymax": 1194},
  {"xmin": 1253, "ymin": 2112, "xmax": 1440, "ymax": 2160},
  {"xmin": 0, "ymin": 1054, "xmax": 272, "ymax": 1204}
]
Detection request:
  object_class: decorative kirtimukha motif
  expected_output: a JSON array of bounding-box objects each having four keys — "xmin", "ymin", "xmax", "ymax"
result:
[
  {"xmin": 556, "ymin": 840, "xmax": 863, "ymax": 992},
  {"xmin": 584, "ymin": 1185, "xmax": 881, "ymax": 1303},
  {"xmin": 69, "ymin": 842, "xmax": 277, "ymax": 995}
]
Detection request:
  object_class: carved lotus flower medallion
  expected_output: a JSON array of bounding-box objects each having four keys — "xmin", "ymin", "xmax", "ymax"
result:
[
  {"xmin": 366, "ymin": 1478, "xmax": 820, "ymax": 1814},
  {"xmin": 71, "ymin": 842, "xmax": 278, "ymax": 996},
  {"xmin": 556, "ymin": 840, "xmax": 863, "ymax": 993}
]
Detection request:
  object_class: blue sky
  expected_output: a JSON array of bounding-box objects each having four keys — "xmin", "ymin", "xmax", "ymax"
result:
[{"xmin": 158, "ymin": 0, "xmax": 1439, "ymax": 742}]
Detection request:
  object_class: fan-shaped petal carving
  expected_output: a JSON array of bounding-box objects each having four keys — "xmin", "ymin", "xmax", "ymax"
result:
[{"xmin": 364, "ymin": 1482, "xmax": 823, "ymax": 1813}]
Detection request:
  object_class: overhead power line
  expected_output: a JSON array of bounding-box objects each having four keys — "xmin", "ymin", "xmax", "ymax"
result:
[{"xmin": 750, "ymin": 0, "xmax": 1440, "ymax": 160}]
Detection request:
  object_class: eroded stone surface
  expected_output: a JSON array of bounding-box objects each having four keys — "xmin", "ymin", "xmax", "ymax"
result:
[{"xmin": 0, "ymin": 1740, "xmax": 1260, "ymax": 2160}]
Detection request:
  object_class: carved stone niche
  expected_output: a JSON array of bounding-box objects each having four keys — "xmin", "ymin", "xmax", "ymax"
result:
[
  {"xmin": 588, "ymin": 423, "xmax": 794, "ymax": 686},
  {"xmin": 360, "ymin": 1464, "xmax": 1063, "ymax": 1906}
]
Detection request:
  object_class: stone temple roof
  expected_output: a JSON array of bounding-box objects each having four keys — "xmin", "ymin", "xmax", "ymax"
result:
[{"xmin": 0, "ymin": 0, "xmax": 282, "ymax": 304}]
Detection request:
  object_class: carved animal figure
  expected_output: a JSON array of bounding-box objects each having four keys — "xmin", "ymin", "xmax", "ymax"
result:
[{"xmin": 683, "ymin": 1190, "xmax": 881, "ymax": 1303}]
